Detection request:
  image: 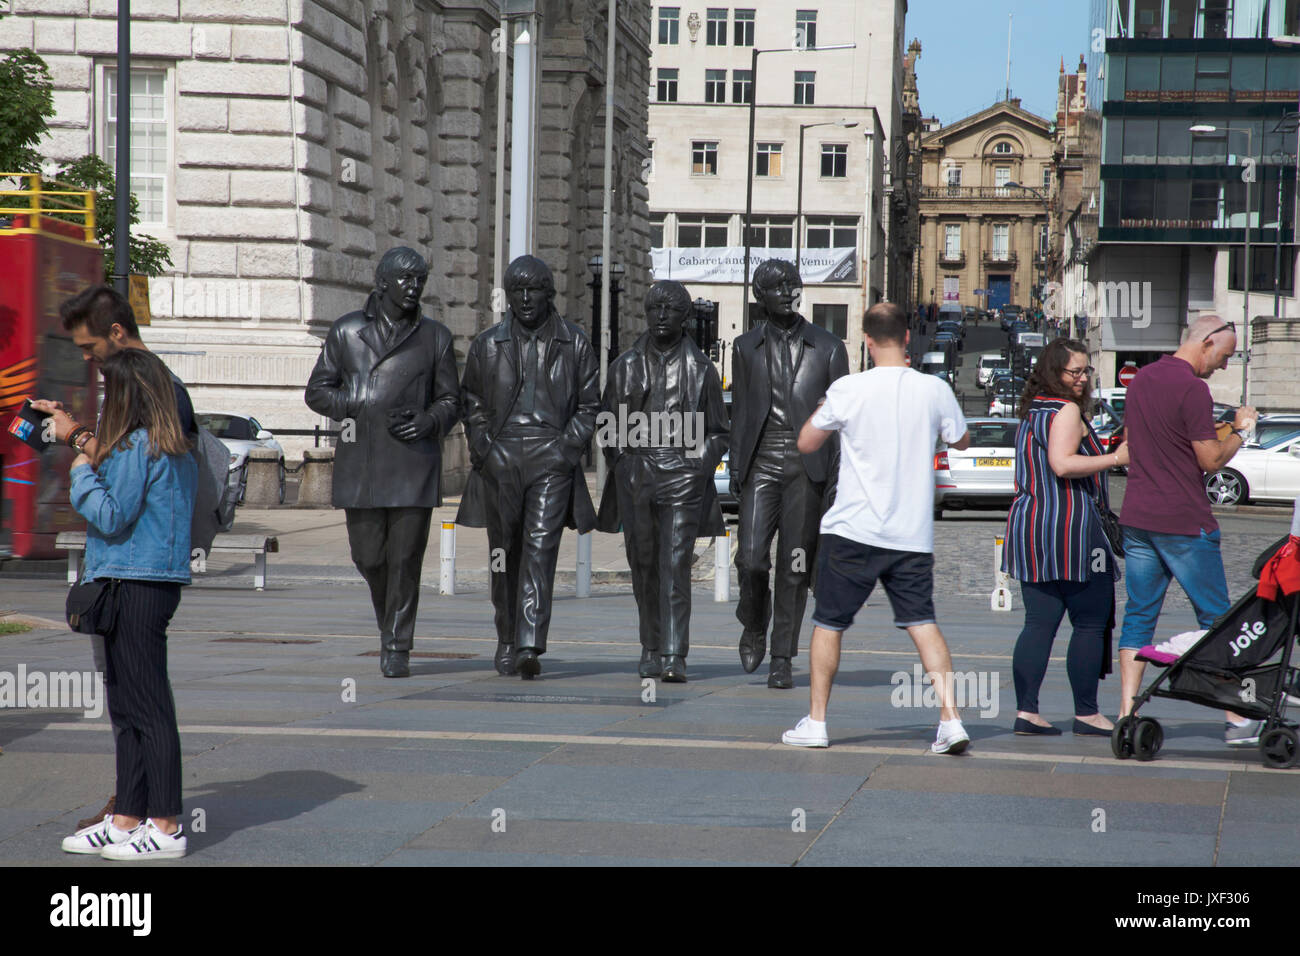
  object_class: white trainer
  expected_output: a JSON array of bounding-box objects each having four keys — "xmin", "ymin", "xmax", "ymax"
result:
[
  {"xmin": 932, "ymin": 720, "xmax": 971, "ymax": 755},
  {"xmin": 101, "ymin": 819, "xmax": 187, "ymax": 861},
  {"xmin": 782, "ymin": 715, "xmax": 829, "ymax": 748},
  {"xmin": 61, "ymin": 815, "xmax": 136, "ymax": 855}
]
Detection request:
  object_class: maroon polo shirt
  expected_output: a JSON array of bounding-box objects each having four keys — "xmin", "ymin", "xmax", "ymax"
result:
[{"xmin": 1119, "ymin": 355, "xmax": 1220, "ymax": 535}]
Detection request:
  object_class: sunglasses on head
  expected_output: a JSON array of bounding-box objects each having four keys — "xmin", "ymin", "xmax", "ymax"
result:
[{"xmin": 1202, "ymin": 323, "xmax": 1234, "ymax": 343}]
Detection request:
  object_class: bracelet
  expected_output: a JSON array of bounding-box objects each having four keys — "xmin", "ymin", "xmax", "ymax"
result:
[
  {"xmin": 66, "ymin": 426, "xmax": 89, "ymax": 449},
  {"xmin": 73, "ymin": 430, "xmax": 93, "ymax": 451}
]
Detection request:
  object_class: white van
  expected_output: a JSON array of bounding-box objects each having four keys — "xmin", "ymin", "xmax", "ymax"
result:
[
  {"xmin": 919, "ymin": 351, "xmax": 953, "ymax": 384},
  {"xmin": 976, "ymin": 353, "xmax": 1008, "ymax": 388}
]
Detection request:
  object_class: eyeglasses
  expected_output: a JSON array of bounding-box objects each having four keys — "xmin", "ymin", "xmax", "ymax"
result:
[
  {"xmin": 1202, "ymin": 323, "xmax": 1234, "ymax": 343},
  {"xmin": 1063, "ymin": 366, "xmax": 1095, "ymax": 379}
]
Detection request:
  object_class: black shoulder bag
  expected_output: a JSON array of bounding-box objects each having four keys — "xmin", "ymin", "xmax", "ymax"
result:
[{"xmin": 66, "ymin": 579, "xmax": 121, "ymax": 636}]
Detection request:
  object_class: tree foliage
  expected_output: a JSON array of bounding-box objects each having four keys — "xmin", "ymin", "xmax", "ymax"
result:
[
  {"xmin": 0, "ymin": 48, "xmax": 54, "ymax": 174},
  {"xmin": 55, "ymin": 155, "xmax": 174, "ymax": 279}
]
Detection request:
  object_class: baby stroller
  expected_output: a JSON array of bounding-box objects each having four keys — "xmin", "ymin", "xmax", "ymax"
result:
[{"xmin": 1112, "ymin": 499, "xmax": 1300, "ymax": 769}]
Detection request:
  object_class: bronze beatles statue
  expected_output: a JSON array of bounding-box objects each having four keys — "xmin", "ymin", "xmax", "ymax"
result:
[
  {"xmin": 456, "ymin": 256, "xmax": 601, "ymax": 680},
  {"xmin": 305, "ymin": 247, "xmax": 461, "ymax": 678}
]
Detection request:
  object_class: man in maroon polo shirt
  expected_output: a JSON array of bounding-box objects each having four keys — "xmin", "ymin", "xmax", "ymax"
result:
[{"xmin": 1118, "ymin": 314, "xmax": 1258, "ymax": 745}]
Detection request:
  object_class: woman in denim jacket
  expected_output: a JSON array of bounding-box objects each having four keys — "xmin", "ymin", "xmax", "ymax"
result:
[{"xmin": 60, "ymin": 349, "xmax": 197, "ymax": 860}]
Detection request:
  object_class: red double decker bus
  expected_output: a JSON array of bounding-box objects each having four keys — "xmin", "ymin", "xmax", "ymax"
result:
[{"xmin": 1, "ymin": 173, "xmax": 102, "ymax": 559}]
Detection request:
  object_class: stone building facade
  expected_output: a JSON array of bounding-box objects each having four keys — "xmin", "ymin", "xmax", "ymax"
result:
[
  {"xmin": 917, "ymin": 100, "xmax": 1056, "ymax": 316},
  {"xmin": 1, "ymin": 0, "xmax": 652, "ymax": 487}
]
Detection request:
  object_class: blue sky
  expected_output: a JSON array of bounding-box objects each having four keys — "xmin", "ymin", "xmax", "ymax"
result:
[{"xmin": 907, "ymin": 0, "xmax": 1093, "ymax": 126}]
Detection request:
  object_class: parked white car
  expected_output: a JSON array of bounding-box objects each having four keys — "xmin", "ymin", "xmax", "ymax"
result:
[
  {"xmin": 1204, "ymin": 428, "xmax": 1300, "ymax": 505},
  {"xmin": 196, "ymin": 412, "xmax": 286, "ymax": 504},
  {"xmin": 934, "ymin": 418, "xmax": 1018, "ymax": 519}
]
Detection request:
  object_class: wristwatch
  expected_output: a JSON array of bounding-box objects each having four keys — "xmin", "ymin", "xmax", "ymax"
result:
[{"xmin": 1234, "ymin": 427, "xmax": 1250, "ymax": 442}]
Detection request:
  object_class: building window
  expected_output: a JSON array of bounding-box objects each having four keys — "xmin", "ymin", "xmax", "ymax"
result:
[
  {"xmin": 992, "ymin": 223, "xmax": 1010, "ymax": 260},
  {"xmin": 806, "ymin": 216, "xmax": 857, "ymax": 248},
  {"xmin": 734, "ymin": 8, "xmax": 755, "ymax": 45},
  {"xmin": 993, "ymin": 141, "xmax": 1014, "ymax": 154},
  {"xmin": 756, "ymin": 142, "xmax": 783, "ymax": 177},
  {"xmin": 994, "ymin": 166, "xmax": 1011, "ymax": 193},
  {"xmin": 1037, "ymin": 224, "xmax": 1049, "ymax": 258},
  {"xmin": 746, "ymin": 216, "xmax": 795, "ymax": 248},
  {"xmin": 650, "ymin": 212, "xmax": 665, "ymax": 247},
  {"xmin": 658, "ymin": 7, "xmax": 680, "ymax": 44},
  {"xmin": 945, "ymin": 165, "xmax": 962, "ymax": 187},
  {"xmin": 795, "ymin": 9, "xmax": 818, "ymax": 49},
  {"xmin": 705, "ymin": 69, "xmax": 727, "ymax": 103},
  {"xmin": 812, "ymin": 303, "xmax": 848, "ymax": 338},
  {"xmin": 795, "ymin": 70, "xmax": 816, "ymax": 106},
  {"xmin": 678, "ymin": 214, "xmax": 729, "ymax": 247},
  {"xmin": 1042, "ymin": 166, "xmax": 1052, "ymax": 190},
  {"xmin": 104, "ymin": 68, "xmax": 169, "ymax": 226},
  {"xmin": 944, "ymin": 224, "xmax": 962, "ymax": 259},
  {"xmin": 706, "ymin": 8, "xmax": 727, "ymax": 45},
  {"xmin": 820, "ymin": 142, "xmax": 847, "ymax": 178},
  {"xmin": 1230, "ymin": 244, "xmax": 1296, "ymax": 292},
  {"xmin": 657, "ymin": 68, "xmax": 678, "ymax": 102},
  {"xmin": 732, "ymin": 69, "xmax": 753, "ymax": 104},
  {"xmin": 691, "ymin": 141, "xmax": 719, "ymax": 175}
]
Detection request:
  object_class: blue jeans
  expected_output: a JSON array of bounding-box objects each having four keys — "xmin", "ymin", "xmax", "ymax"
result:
[{"xmin": 1119, "ymin": 526, "xmax": 1230, "ymax": 650}]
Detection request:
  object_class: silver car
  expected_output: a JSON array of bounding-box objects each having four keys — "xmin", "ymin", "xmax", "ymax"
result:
[
  {"xmin": 713, "ymin": 392, "xmax": 737, "ymax": 513},
  {"xmin": 196, "ymin": 412, "xmax": 286, "ymax": 504},
  {"xmin": 934, "ymin": 418, "xmax": 1019, "ymax": 519}
]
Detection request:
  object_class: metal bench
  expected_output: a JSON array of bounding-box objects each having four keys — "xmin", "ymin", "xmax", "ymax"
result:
[{"xmin": 55, "ymin": 532, "xmax": 279, "ymax": 591}]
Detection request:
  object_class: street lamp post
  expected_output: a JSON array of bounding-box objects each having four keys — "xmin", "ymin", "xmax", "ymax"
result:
[
  {"xmin": 1191, "ymin": 124, "xmax": 1255, "ymax": 402},
  {"xmin": 741, "ymin": 41, "xmax": 856, "ymax": 331},
  {"xmin": 796, "ymin": 119, "xmax": 858, "ymax": 276}
]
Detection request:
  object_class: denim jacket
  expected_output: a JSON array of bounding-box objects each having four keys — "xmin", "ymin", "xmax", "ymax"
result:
[{"xmin": 70, "ymin": 427, "xmax": 197, "ymax": 584}]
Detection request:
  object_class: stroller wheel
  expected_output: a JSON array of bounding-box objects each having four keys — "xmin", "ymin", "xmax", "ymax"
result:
[
  {"xmin": 1134, "ymin": 718, "xmax": 1163, "ymax": 761},
  {"xmin": 1260, "ymin": 727, "xmax": 1300, "ymax": 769},
  {"xmin": 1111, "ymin": 716, "xmax": 1135, "ymax": 759}
]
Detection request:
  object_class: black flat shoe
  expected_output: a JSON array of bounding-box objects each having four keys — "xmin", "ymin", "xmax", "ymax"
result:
[
  {"xmin": 380, "ymin": 649, "xmax": 410, "ymax": 678},
  {"xmin": 1073, "ymin": 718, "xmax": 1113, "ymax": 737},
  {"xmin": 638, "ymin": 648, "xmax": 661, "ymax": 678},
  {"xmin": 661, "ymin": 655, "xmax": 687, "ymax": 683},
  {"xmin": 767, "ymin": 657, "xmax": 792, "ymax": 689},
  {"xmin": 738, "ymin": 630, "xmax": 766, "ymax": 674},
  {"xmin": 1014, "ymin": 717, "xmax": 1062, "ymax": 735},
  {"xmin": 517, "ymin": 648, "xmax": 541, "ymax": 680},
  {"xmin": 494, "ymin": 643, "xmax": 517, "ymax": 676}
]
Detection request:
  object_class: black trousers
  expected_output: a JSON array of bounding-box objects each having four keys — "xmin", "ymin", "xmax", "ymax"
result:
[
  {"xmin": 483, "ymin": 430, "xmax": 573, "ymax": 653},
  {"xmin": 735, "ymin": 430, "xmax": 825, "ymax": 659},
  {"xmin": 345, "ymin": 507, "xmax": 433, "ymax": 653},
  {"xmin": 103, "ymin": 580, "xmax": 183, "ymax": 819},
  {"xmin": 616, "ymin": 455, "xmax": 704, "ymax": 658}
]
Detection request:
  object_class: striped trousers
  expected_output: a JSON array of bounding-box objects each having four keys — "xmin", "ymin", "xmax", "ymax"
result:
[{"xmin": 102, "ymin": 579, "xmax": 184, "ymax": 819}]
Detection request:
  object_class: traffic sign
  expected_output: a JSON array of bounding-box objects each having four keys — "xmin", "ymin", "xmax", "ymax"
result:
[{"xmin": 1118, "ymin": 363, "xmax": 1138, "ymax": 387}]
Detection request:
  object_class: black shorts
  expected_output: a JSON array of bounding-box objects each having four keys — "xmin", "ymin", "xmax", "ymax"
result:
[{"xmin": 811, "ymin": 533, "xmax": 936, "ymax": 631}]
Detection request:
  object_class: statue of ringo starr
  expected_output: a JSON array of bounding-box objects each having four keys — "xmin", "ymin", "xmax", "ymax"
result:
[
  {"xmin": 596, "ymin": 280, "xmax": 729, "ymax": 683},
  {"xmin": 305, "ymin": 247, "xmax": 461, "ymax": 678},
  {"xmin": 456, "ymin": 255, "xmax": 601, "ymax": 680},
  {"xmin": 730, "ymin": 258, "xmax": 849, "ymax": 688}
]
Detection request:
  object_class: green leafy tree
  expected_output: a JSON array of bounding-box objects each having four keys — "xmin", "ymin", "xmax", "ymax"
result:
[
  {"xmin": 55, "ymin": 155, "xmax": 173, "ymax": 280},
  {"xmin": 0, "ymin": 47, "xmax": 53, "ymax": 174}
]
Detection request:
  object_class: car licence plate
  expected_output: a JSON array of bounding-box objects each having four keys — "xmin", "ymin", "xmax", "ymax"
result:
[{"xmin": 975, "ymin": 458, "xmax": 1012, "ymax": 467}]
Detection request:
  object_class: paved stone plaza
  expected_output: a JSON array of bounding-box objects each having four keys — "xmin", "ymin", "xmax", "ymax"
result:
[{"xmin": 2, "ymin": 494, "xmax": 1297, "ymax": 867}]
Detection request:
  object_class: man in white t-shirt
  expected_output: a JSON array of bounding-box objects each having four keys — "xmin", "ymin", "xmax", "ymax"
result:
[{"xmin": 781, "ymin": 302, "xmax": 974, "ymax": 754}]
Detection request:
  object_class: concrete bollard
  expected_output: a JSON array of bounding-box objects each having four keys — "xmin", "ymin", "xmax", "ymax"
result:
[
  {"xmin": 439, "ymin": 522, "xmax": 455, "ymax": 595},
  {"xmin": 243, "ymin": 448, "xmax": 282, "ymax": 506},
  {"xmin": 576, "ymin": 531, "xmax": 591, "ymax": 598},
  {"xmin": 991, "ymin": 535, "xmax": 1013, "ymax": 611},
  {"xmin": 714, "ymin": 531, "xmax": 730, "ymax": 602},
  {"xmin": 295, "ymin": 447, "xmax": 334, "ymax": 507}
]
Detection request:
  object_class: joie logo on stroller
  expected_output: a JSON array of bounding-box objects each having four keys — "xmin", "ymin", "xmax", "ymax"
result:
[{"xmin": 1231, "ymin": 620, "xmax": 1268, "ymax": 658}]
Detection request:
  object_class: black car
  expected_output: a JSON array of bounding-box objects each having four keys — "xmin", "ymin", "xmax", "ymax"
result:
[{"xmin": 936, "ymin": 319, "xmax": 965, "ymax": 342}]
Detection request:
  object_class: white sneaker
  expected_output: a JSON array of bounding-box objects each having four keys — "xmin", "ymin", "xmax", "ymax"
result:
[
  {"xmin": 932, "ymin": 720, "xmax": 971, "ymax": 755},
  {"xmin": 782, "ymin": 715, "xmax": 829, "ymax": 748},
  {"xmin": 100, "ymin": 819, "xmax": 187, "ymax": 861},
  {"xmin": 61, "ymin": 815, "xmax": 136, "ymax": 855}
]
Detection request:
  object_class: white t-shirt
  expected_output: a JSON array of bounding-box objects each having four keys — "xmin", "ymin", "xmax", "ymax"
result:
[{"xmin": 812, "ymin": 366, "xmax": 966, "ymax": 553}]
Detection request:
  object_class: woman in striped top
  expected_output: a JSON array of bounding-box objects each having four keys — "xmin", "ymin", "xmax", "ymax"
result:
[{"xmin": 1002, "ymin": 340, "xmax": 1130, "ymax": 736}]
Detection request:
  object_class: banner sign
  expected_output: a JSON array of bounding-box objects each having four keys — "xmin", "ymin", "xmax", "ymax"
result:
[{"xmin": 651, "ymin": 247, "xmax": 857, "ymax": 284}]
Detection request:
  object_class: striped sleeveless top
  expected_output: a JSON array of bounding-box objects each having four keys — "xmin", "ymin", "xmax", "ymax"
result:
[{"xmin": 1002, "ymin": 396, "xmax": 1117, "ymax": 583}]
